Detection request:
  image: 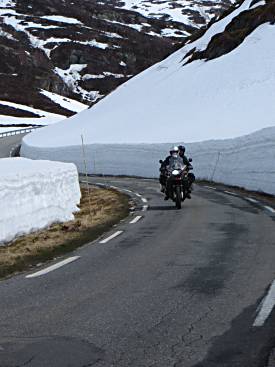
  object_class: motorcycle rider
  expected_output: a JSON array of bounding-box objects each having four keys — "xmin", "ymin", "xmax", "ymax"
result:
[
  {"xmin": 160, "ymin": 146, "xmax": 186, "ymax": 200},
  {"xmin": 159, "ymin": 146, "xmax": 179, "ymax": 194},
  {"xmin": 163, "ymin": 146, "xmax": 180, "ymax": 167}
]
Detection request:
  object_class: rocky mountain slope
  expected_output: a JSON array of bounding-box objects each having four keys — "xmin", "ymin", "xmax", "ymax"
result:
[
  {"xmin": 0, "ymin": 0, "xmax": 234, "ymax": 123},
  {"xmin": 21, "ymin": 0, "xmax": 275, "ymax": 146}
]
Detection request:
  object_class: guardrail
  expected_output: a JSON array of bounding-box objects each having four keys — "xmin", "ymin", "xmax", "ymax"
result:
[{"xmin": 0, "ymin": 126, "xmax": 43, "ymax": 139}]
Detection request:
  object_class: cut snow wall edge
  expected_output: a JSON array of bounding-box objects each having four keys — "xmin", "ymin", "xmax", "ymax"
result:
[
  {"xmin": 0, "ymin": 159, "xmax": 81, "ymax": 244},
  {"xmin": 21, "ymin": 126, "xmax": 275, "ymax": 196}
]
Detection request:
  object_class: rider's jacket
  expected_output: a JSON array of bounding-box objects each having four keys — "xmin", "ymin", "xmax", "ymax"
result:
[{"xmin": 179, "ymin": 154, "xmax": 190, "ymax": 166}]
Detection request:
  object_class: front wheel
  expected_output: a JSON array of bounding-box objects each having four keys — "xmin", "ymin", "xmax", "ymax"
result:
[{"xmin": 175, "ymin": 186, "xmax": 181, "ymax": 209}]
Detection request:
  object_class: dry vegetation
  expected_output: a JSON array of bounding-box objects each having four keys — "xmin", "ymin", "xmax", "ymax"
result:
[{"xmin": 0, "ymin": 186, "xmax": 129, "ymax": 279}]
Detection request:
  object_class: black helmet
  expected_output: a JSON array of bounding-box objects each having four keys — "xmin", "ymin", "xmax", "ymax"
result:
[{"xmin": 178, "ymin": 145, "xmax": 186, "ymax": 154}]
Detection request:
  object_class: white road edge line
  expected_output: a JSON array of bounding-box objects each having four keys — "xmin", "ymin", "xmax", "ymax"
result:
[
  {"xmin": 253, "ymin": 280, "xmax": 275, "ymax": 327},
  {"xmin": 142, "ymin": 205, "xmax": 148, "ymax": 211},
  {"xmin": 99, "ymin": 230, "xmax": 123, "ymax": 244},
  {"xmin": 130, "ymin": 215, "xmax": 142, "ymax": 224},
  {"xmin": 245, "ymin": 197, "xmax": 259, "ymax": 204},
  {"xmin": 26, "ymin": 256, "xmax": 80, "ymax": 279},
  {"xmin": 224, "ymin": 190, "xmax": 237, "ymax": 196},
  {"xmin": 141, "ymin": 197, "xmax": 148, "ymax": 203},
  {"xmin": 264, "ymin": 205, "xmax": 275, "ymax": 214}
]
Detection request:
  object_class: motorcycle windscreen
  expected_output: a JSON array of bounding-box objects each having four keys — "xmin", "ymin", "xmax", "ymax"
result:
[{"xmin": 167, "ymin": 156, "xmax": 185, "ymax": 172}]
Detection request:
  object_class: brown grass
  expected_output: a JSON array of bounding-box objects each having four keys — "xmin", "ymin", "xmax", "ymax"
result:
[{"xmin": 0, "ymin": 186, "xmax": 129, "ymax": 279}]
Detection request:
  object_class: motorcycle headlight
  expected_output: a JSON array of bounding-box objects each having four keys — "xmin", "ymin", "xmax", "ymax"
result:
[{"xmin": 172, "ymin": 169, "xmax": 180, "ymax": 175}]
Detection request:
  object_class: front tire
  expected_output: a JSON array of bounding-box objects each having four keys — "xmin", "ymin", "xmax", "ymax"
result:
[{"xmin": 175, "ymin": 186, "xmax": 181, "ymax": 209}]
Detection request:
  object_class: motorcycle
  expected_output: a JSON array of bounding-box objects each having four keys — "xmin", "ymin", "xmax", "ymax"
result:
[{"xmin": 159, "ymin": 156, "xmax": 193, "ymax": 209}]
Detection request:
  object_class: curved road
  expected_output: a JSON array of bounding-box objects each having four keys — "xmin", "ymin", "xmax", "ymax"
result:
[
  {"xmin": 1, "ymin": 176, "xmax": 275, "ymax": 367},
  {"xmin": 0, "ymin": 133, "xmax": 27, "ymax": 158}
]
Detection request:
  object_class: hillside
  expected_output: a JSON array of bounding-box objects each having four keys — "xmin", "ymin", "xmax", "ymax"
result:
[
  {"xmin": 22, "ymin": 0, "xmax": 275, "ymax": 145},
  {"xmin": 0, "ymin": 0, "xmax": 234, "ymax": 126},
  {"xmin": 21, "ymin": 0, "xmax": 275, "ymax": 195}
]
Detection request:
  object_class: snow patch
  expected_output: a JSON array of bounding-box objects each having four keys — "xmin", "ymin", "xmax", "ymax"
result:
[
  {"xmin": 0, "ymin": 100, "xmax": 66, "ymax": 126},
  {"xmin": 41, "ymin": 15, "xmax": 82, "ymax": 25},
  {"xmin": 40, "ymin": 90, "xmax": 89, "ymax": 113},
  {"xmin": 119, "ymin": 0, "xmax": 193, "ymax": 23},
  {"xmin": 0, "ymin": 28, "xmax": 16, "ymax": 40},
  {"xmin": 0, "ymin": 0, "xmax": 15, "ymax": 7},
  {"xmin": 83, "ymin": 72, "xmax": 132, "ymax": 80},
  {"xmin": 54, "ymin": 64, "xmax": 103, "ymax": 102}
]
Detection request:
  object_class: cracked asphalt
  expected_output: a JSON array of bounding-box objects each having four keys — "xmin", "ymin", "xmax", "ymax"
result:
[{"xmin": 1, "ymin": 177, "xmax": 275, "ymax": 366}]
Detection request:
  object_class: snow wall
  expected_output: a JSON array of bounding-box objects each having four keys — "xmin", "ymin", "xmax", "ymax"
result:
[
  {"xmin": 0, "ymin": 158, "xmax": 81, "ymax": 244},
  {"xmin": 21, "ymin": 126, "xmax": 275, "ymax": 195}
]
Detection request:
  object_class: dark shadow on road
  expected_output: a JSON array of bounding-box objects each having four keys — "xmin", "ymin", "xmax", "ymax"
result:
[{"xmin": 148, "ymin": 205, "xmax": 178, "ymax": 211}]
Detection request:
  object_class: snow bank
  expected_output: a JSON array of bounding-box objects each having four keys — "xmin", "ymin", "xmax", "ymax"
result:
[
  {"xmin": 21, "ymin": 127, "xmax": 275, "ymax": 195},
  {"xmin": 21, "ymin": 6, "xmax": 275, "ymax": 195},
  {"xmin": 0, "ymin": 158, "xmax": 81, "ymax": 244},
  {"xmin": 188, "ymin": 127, "xmax": 275, "ymax": 195}
]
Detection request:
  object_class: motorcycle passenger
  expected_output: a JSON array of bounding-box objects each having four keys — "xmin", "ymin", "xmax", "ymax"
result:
[
  {"xmin": 178, "ymin": 145, "xmax": 189, "ymax": 166},
  {"xmin": 178, "ymin": 145, "xmax": 195, "ymax": 197}
]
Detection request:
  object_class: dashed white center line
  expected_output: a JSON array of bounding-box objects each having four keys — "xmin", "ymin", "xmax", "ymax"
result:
[
  {"xmin": 142, "ymin": 205, "xmax": 149, "ymax": 211},
  {"xmin": 130, "ymin": 215, "xmax": 142, "ymax": 224},
  {"xmin": 204, "ymin": 186, "xmax": 216, "ymax": 190},
  {"xmin": 135, "ymin": 193, "xmax": 142, "ymax": 197},
  {"xmin": 253, "ymin": 280, "xmax": 275, "ymax": 327},
  {"xmin": 264, "ymin": 205, "xmax": 275, "ymax": 214},
  {"xmin": 26, "ymin": 256, "xmax": 80, "ymax": 279},
  {"xmin": 141, "ymin": 197, "xmax": 148, "ymax": 203},
  {"xmin": 245, "ymin": 197, "xmax": 259, "ymax": 204},
  {"xmin": 123, "ymin": 189, "xmax": 133, "ymax": 193},
  {"xmin": 99, "ymin": 230, "xmax": 123, "ymax": 244}
]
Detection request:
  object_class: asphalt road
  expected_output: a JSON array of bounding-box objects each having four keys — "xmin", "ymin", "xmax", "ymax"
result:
[
  {"xmin": 1, "ymin": 177, "xmax": 275, "ymax": 367},
  {"xmin": 0, "ymin": 133, "xmax": 26, "ymax": 158}
]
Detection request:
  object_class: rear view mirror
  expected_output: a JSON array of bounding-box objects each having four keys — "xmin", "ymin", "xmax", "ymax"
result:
[
  {"xmin": 159, "ymin": 160, "xmax": 163, "ymax": 164},
  {"xmin": 189, "ymin": 158, "xmax": 193, "ymax": 162}
]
